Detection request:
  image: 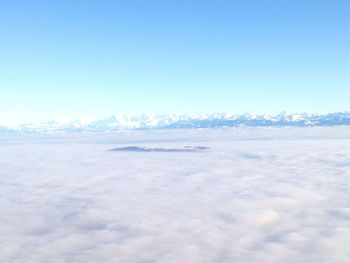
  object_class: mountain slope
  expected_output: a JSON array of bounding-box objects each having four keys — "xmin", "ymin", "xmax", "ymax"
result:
[{"xmin": 2, "ymin": 112, "xmax": 350, "ymax": 133}]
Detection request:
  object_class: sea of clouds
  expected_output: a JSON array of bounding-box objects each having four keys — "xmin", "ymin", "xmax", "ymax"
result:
[{"xmin": 1, "ymin": 127, "xmax": 350, "ymax": 263}]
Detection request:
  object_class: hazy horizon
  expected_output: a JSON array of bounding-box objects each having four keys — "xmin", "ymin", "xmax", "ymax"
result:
[{"xmin": 1, "ymin": 1, "xmax": 349, "ymax": 262}]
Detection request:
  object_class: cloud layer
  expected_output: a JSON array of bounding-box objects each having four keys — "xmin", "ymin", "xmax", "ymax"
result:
[{"xmin": 1, "ymin": 128, "xmax": 350, "ymax": 263}]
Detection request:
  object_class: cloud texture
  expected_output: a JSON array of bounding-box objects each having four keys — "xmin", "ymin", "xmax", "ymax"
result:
[{"xmin": 1, "ymin": 127, "xmax": 350, "ymax": 262}]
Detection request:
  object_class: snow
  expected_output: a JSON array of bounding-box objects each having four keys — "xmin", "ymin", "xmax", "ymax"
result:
[{"xmin": 1, "ymin": 112, "xmax": 350, "ymax": 133}]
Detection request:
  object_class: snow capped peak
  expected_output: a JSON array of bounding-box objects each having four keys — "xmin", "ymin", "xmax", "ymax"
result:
[{"xmin": 1, "ymin": 112, "xmax": 350, "ymax": 134}]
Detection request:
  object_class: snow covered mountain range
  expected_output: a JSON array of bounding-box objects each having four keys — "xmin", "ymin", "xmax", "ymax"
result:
[{"xmin": 1, "ymin": 112, "xmax": 350, "ymax": 134}]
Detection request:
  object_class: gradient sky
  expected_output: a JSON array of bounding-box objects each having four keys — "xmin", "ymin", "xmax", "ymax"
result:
[{"xmin": 1, "ymin": 0, "xmax": 349, "ymax": 124}]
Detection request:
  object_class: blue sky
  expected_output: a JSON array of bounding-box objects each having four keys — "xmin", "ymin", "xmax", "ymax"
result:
[{"xmin": 0, "ymin": 0, "xmax": 349, "ymax": 124}]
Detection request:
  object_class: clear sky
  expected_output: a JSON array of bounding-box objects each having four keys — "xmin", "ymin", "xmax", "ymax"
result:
[{"xmin": 0, "ymin": 0, "xmax": 349, "ymax": 124}]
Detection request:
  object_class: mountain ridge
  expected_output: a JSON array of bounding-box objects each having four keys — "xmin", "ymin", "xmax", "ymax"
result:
[{"xmin": 2, "ymin": 112, "xmax": 350, "ymax": 133}]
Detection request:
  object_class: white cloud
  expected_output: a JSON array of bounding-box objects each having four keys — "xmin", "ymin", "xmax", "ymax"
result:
[{"xmin": 1, "ymin": 127, "xmax": 350, "ymax": 263}]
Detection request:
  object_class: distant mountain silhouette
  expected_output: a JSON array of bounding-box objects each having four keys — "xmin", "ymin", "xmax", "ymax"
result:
[
  {"xmin": 2, "ymin": 112, "xmax": 350, "ymax": 133},
  {"xmin": 110, "ymin": 146, "xmax": 210, "ymax": 152}
]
